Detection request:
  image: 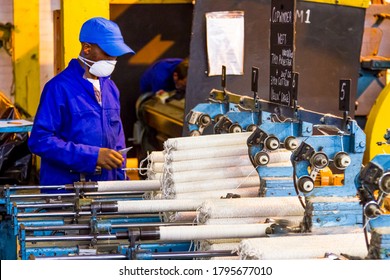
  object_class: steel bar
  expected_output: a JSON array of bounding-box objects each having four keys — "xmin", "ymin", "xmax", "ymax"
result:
[
  {"xmin": 139, "ymin": 250, "xmax": 237, "ymax": 259},
  {"xmin": 23, "ymin": 222, "xmax": 193, "ymax": 232},
  {"xmin": 16, "ymin": 203, "xmax": 74, "ymax": 209},
  {"xmin": 33, "ymin": 254, "xmax": 127, "ymax": 260},
  {"xmin": 25, "ymin": 234, "xmax": 118, "ymax": 242}
]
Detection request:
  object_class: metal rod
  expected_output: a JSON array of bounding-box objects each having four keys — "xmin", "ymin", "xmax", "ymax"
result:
[
  {"xmin": 24, "ymin": 224, "xmax": 91, "ymax": 231},
  {"xmin": 111, "ymin": 222, "xmax": 193, "ymax": 228},
  {"xmin": 139, "ymin": 250, "xmax": 237, "ymax": 259},
  {"xmin": 16, "ymin": 203, "xmax": 74, "ymax": 209},
  {"xmin": 10, "ymin": 193, "xmax": 75, "ymax": 199},
  {"xmin": 83, "ymin": 191, "xmax": 145, "ymax": 196},
  {"xmin": 17, "ymin": 211, "xmax": 91, "ymax": 218},
  {"xmin": 32, "ymin": 254, "xmax": 127, "ymax": 260},
  {"xmin": 23, "ymin": 222, "xmax": 192, "ymax": 232},
  {"xmin": 10, "ymin": 191, "xmax": 144, "ymax": 200},
  {"xmin": 16, "ymin": 209, "xmax": 166, "ymax": 218},
  {"xmin": 6, "ymin": 185, "xmax": 67, "ymax": 190},
  {"xmin": 25, "ymin": 234, "xmax": 118, "ymax": 242}
]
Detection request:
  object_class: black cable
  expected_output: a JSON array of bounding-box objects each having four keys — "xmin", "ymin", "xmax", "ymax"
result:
[
  {"xmin": 292, "ymin": 160, "xmax": 306, "ymax": 209},
  {"xmin": 362, "ymin": 209, "xmax": 370, "ymax": 252}
]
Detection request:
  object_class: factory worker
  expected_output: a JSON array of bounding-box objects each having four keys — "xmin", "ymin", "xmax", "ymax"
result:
[
  {"xmin": 28, "ymin": 17, "xmax": 134, "ymax": 190},
  {"xmin": 140, "ymin": 57, "xmax": 188, "ymax": 98}
]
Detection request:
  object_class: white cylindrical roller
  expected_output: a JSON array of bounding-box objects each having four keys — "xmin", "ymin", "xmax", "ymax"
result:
[
  {"xmin": 164, "ymin": 132, "xmax": 252, "ymax": 151},
  {"xmin": 116, "ymin": 199, "xmax": 203, "ymax": 213},
  {"xmin": 197, "ymin": 197, "xmax": 304, "ymax": 223},
  {"xmin": 149, "ymin": 151, "xmax": 165, "ymax": 162},
  {"xmin": 203, "ymin": 217, "xmax": 267, "ymax": 225},
  {"xmin": 167, "ymin": 155, "xmax": 253, "ymax": 173},
  {"xmin": 151, "ymin": 162, "xmax": 164, "ymax": 173},
  {"xmin": 238, "ymin": 233, "xmax": 369, "ymax": 260},
  {"xmin": 96, "ymin": 180, "xmax": 161, "ymax": 192},
  {"xmin": 149, "ymin": 191, "xmax": 163, "ymax": 200},
  {"xmin": 174, "ymin": 176, "xmax": 260, "ymax": 193},
  {"xmin": 210, "ymin": 256, "xmax": 240, "ymax": 260},
  {"xmin": 267, "ymin": 149, "xmax": 292, "ymax": 164},
  {"xmin": 202, "ymin": 216, "xmax": 303, "ymax": 226},
  {"xmin": 267, "ymin": 161, "xmax": 292, "ymax": 167},
  {"xmin": 173, "ymin": 187, "xmax": 259, "ymax": 200},
  {"xmin": 168, "ymin": 166, "xmax": 256, "ymax": 183},
  {"xmin": 159, "ymin": 223, "xmax": 271, "ymax": 241},
  {"xmin": 165, "ymin": 145, "xmax": 249, "ymax": 162},
  {"xmin": 199, "ymin": 241, "xmax": 240, "ymax": 252},
  {"xmin": 166, "ymin": 211, "xmax": 198, "ymax": 223},
  {"xmin": 147, "ymin": 172, "xmax": 163, "ymax": 181}
]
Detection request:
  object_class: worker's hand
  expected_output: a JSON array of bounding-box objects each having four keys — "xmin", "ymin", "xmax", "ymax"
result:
[{"xmin": 97, "ymin": 148, "xmax": 124, "ymax": 170}]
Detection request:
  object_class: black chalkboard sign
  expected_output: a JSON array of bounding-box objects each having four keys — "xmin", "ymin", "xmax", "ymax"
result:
[{"xmin": 269, "ymin": 0, "xmax": 296, "ymax": 107}]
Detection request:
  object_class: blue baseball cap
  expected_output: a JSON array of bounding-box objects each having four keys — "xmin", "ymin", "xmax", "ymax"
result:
[{"xmin": 79, "ymin": 17, "xmax": 135, "ymax": 56}]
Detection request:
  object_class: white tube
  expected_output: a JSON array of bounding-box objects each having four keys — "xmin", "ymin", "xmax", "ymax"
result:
[
  {"xmin": 164, "ymin": 132, "xmax": 252, "ymax": 151},
  {"xmin": 150, "ymin": 151, "xmax": 165, "ymax": 162},
  {"xmin": 116, "ymin": 199, "xmax": 203, "ymax": 213},
  {"xmin": 169, "ymin": 166, "xmax": 256, "ymax": 183},
  {"xmin": 238, "ymin": 233, "xmax": 369, "ymax": 260},
  {"xmin": 174, "ymin": 176, "xmax": 260, "ymax": 193},
  {"xmin": 197, "ymin": 197, "xmax": 304, "ymax": 223},
  {"xmin": 167, "ymin": 155, "xmax": 253, "ymax": 172},
  {"xmin": 199, "ymin": 241, "xmax": 240, "ymax": 251},
  {"xmin": 159, "ymin": 223, "xmax": 272, "ymax": 241},
  {"xmin": 166, "ymin": 211, "xmax": 198, "ymax": 223},
  {"xmin": 267, "ymin": 149, "xmax": 292, "ymax": 164},
  {"xmin": 173, "ymin": 187, "xmax": 259, "ymax": 200},
  {"xmin": 166, "ymin": 145, "xmax": 249, "ymax": 162},
  {"xmin": 151, "ymin": 162, "xmax": 164, "ymax": 173},
  {"xmin": 96, "ymin": 180, "xmax": 161, "ymax": 192},
  {"xmin": 202, "ymin": 216, "xmax": 303, "ymax": 226},
  {"xmin": 147, "ymin": 172, "xmax": 162, "ymax": 181}
]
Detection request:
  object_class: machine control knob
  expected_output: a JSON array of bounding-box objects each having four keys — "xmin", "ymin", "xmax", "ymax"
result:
[
  {"xmin": 190, "ymin": 130, "xmax": 201, "ymax": 136},
  {"xmin": 254, "ymin": 151, "xmax": 270, "ymax": 166},
  {"xmin": 364, "ymin": 201, "xmax": 382, "ymax": 219},
  {"xmin": 311, "ymin": 152, "xmax": 329, "ymax": 169},
  {"xmin": 214, "ymin": 114, "xmax": 224, "ymax": 123},
  {"xmin": 379, "ymin": 173, "xmax": 390, "ymax": 194},
  {"xmin": 297, "ymin": 176, "xmax": 315, "ymax": 193},
  {"xmin": 246, "ymin": 124, "xmax": 257, "ymax": 132},
  {"xmin": 265, "ymin": 136, "xmax": 280, "ymax": 151},
  {"xmin": 334, "ymin": 152, "xmax": 351, "ymax": 170},
  {"xmin": 284, "ymin": 136, "xmax": 298, "ymax": 151},
  {"xmin": 229, "ymin": 124, "xmax": 243, "ymax": 133},
  {"xmin": 199, "ymin": 114, "xmax": 212, "ymax": 127}
]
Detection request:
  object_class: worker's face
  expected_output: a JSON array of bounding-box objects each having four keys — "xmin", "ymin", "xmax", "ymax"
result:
[
  {"xmin": 173, "ymin": 73, "xmax": 187, "ymax": 91},
  {"xmin": 82, "ymin": 43, "xmax": 117, "ymax": 62},
  {"xmin": 79, "ymin": 43, "xmax": 118, "ymax": 78}
]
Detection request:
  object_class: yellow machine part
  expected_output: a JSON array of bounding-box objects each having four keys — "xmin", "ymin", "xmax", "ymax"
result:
[
  {"xmin": 383, "ymin": 194, "xmax": 390, "ymax": 214},
  {"xmin": 364, "ymin": 82, "xmax": 390, "ymax": 164},
  {"xmin": 126, "ymin": 158, "xmax": 140, "ymax": 180},
  {"xmin": 313, "ymin": 167, "xmax": 344, "ymax": 186}
]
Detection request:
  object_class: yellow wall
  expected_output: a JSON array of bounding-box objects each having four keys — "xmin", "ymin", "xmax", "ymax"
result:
[
  {"xmin": 13, "ymin": 0, "xmax": 40, "ymax": 116},
  {"xmin": 111, "ymin": 0, "xmax": 192, "ymax": 3},
  {"xmin": 61, "ymin": 0, "xmax": 110, "ymax": 67}
]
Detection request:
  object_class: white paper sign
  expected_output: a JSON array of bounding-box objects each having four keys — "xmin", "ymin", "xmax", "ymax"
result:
[{"xmin": 206, "ymin": 11, "xmax": 245, "ymax": 76}]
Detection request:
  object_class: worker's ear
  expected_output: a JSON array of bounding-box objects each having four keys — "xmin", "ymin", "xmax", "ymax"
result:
[
  {"xmin": 81, "ymin": 42, "xmax": 92, "ymax": 55},
  {"xmin": 173, "ymin": 72, "xmax": 178, "ymax": 82}
]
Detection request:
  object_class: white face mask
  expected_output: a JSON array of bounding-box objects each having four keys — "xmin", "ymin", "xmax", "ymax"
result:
[{"xmin": 78, "ymin": 56, "xmax": 117, "ymax": 77}]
